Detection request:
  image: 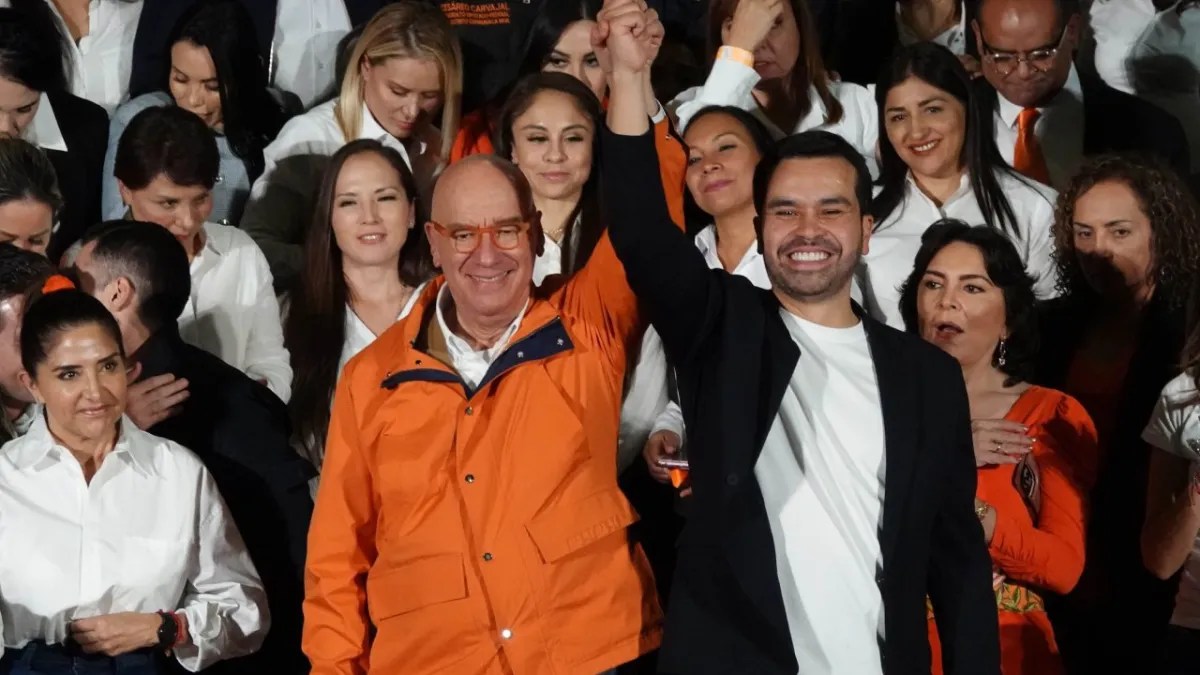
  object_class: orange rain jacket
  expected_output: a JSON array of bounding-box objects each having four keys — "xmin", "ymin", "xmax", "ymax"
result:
[{"xmin": 303, "ymin": 233, "xmax": 663, "ymax": 674}]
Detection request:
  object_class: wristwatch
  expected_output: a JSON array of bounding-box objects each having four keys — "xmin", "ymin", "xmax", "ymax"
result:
[{"xmin": 156, "ymin": 611, "xmax": 181, "ymax": 653}]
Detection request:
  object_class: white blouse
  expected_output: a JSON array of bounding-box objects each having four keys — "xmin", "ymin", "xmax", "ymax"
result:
[
  {"xmin": 1143, "ymin": 370, "xmax": 1200, "ymax": 630},
  {"xmin": 181, "ymin": 222, "xmax": 292, "ymax": 402},
  {"xmin": 45, "ymin": 0, "xmax": 142, "ymax": 113},
  {"xmin": 241, "ymin": 99, "xmax": 443, "ymax": 287},
  {"xmin": 618, "ymin": 224, "xmax": 770, "ymax": 470},
  {"xmin": 0, "ymin": 413, "xmax": 267, "ymax": 669},
  {"xmin": 337, "ymin": 281, "xmax": 427, "ymax": 375},
  {"xmin": 858, "ymin": 171, "xmax": 1059, "ymax": 330},
  {"xmin": 671, "ymin": 56, "xmax": 880, "ymax": 175}
]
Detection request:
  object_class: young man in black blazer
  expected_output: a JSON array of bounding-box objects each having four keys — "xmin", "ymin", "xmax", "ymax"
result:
[
  {"xmin": 72, "ymin": 220, "xmax": 316, "ymax": 674},
  {"xmin": 596, "ymin": 2, "xmax": 999, "ymax": 673}
]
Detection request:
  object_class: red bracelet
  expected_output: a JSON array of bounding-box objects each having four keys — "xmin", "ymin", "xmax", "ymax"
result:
[{"xmin": 173, "ymin": 612, "xmax": 186, "ymax": 647}]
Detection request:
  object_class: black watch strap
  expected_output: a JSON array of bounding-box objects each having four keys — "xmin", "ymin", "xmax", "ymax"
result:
[{"xmin": 156, "ymin": 611, "xmax": 178, "ymax": 652}]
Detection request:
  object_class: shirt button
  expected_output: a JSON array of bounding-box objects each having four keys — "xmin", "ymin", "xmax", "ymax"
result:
[
  {"xmin": 500, "ymin": 628, "xmax": 512, "ymax": 640},
  {"xmin": 483, "ymin": 552, "xmax": 493, "ymax": 561},
  {"xmin": 726, "ymin": 473, "xmax": 739, "ymax": 486},
  {"xmin": 465, "ymin": 474, "xmax": 475, "ymax": 483},
  {"xmin": 465, "ymin": 406, "xmax": 473, "ymax": 416}
]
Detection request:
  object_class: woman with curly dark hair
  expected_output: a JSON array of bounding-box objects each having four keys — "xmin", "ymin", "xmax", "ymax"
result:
[
  {"xmin": 1035, "ymin": 153, "xmax": 1200, "ymax": 674},
  {"xmin": 899, "ymin": 219, "xmax": 1095, "ymax": 675}
]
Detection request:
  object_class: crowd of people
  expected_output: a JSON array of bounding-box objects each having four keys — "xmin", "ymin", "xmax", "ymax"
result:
[{"xmin": 0, "ymin": 0, "xmax": 1197, "ymax": 674}]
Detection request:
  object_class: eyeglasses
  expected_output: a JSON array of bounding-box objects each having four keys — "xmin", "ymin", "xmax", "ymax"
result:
[
  {"xmin": 981, "ymin": 26, "xmax": 1069, "ymax": 77},
  {"xmin": 430, "ymin": 220, "xmax": 532, "ymax": 254}
]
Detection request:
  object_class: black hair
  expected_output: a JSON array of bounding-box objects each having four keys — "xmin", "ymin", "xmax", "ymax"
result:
[
  {"xmin": 494, "ymin": 72, "xmax": 604, "ymax": 276},
  {"xmin": 872, "ymin": 43, "xmax": 1027, "ymax": 235},
  {"xmin": 753, "ymin": 130, "xmax": 872, "ymax": 243},
  {"xmin": 0, "ymin": 6, "xmax": 70, "ymax": 93},
  {"xmin": 79, "ymin": 220, "xmax": 192, "ymax": 334},
  {"xmin": 683, "ymin": 105, "xmax": 776, "ymax": 229},
  {"xmin": 114, "ymin": 106, "xmax": 220, "ymax": 191},
  {"xmin": 168, "ymin": 0, "xmax": 289, "ymax": 182},
  {"xmin": 20, "ymin": 288, "xmax": 124, "ymax": 375},
  {"xmin": 516, "ymin": 0, "xmax": 602, "ymax": 80},
  {"xmin": 0, "ymin": 137, "xmax": 62, "ymax": 220},
  {"xmin": 897, "ymin": 218, "xmax": 1039, "ymax": 385},
  {"xmin": 685, "ymin": 105, "xmax": 776, "ymax": 159},
  {"xmin": 0, "ymin": 242, "xmax": 52, "ymax": 308}
]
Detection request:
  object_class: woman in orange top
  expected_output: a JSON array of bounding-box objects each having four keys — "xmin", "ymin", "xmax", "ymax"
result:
[
  {"xmin": 898, "ymin": 220, "xmax": 1095, "ymax": 675},
  {"xmin": 450, "ymin": 0, "xmax": 687, "ymax": 226}
]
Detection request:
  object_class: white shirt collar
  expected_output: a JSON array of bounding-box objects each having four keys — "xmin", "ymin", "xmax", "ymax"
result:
[
  {"xmin": 7, "ymin": 412, "xmax": 155, "ymax": 477},
  {"xmin": 796, "ymin": 85, "xmax": 830, "ymax": 133},
  {"xmin": 357, "ymin": 101, "xmax": 438, "ymax": 161},
  {"xmin": 693, "ymin": 224, "xmax": 764, "ymax": 274},
  {"xmin": 997, "ymin": 64, "xmax": 1084, "ymax": 128},
  {"xmin": 903, "ymin": 170, "xmax": 973, "ymax": 208},
  {"xmin": 434, "ymin": 284, "xmax": 528, "ymax": 389},
  {"xmin": 24, "ymin": 92, "xmax": 68, "ymax": 153}
]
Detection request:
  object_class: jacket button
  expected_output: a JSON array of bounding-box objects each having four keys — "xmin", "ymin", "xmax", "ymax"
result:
[
  {"xmin": 465, "ymin": 406, "xmax": 473, "ymax": 416},
  {"xmin": 465, "ymin": 474, "xmax": 475, "ymax": 483},
  {"xmin": 500, "ymin": 628, "xmax": 512, "ymax": 640},
  {"xmin": 726, "ymin": 473, "xmax": 738, "ymax": 486},
  {"xmin": 483, "ymin": 552, "xmax": 493, "ymax": 561},
  {"xmin": 516, "ymin": 351, "xmax": 524, "ymax": 359}
]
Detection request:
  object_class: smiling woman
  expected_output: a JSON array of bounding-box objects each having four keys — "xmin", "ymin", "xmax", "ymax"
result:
[
  {"xmin": 0, "ymin": 286, "xmax": 268, "ymax": 674},
  {"xmin": 858, "ymin": 42, "xmax": 1058, "ymax": 330}
]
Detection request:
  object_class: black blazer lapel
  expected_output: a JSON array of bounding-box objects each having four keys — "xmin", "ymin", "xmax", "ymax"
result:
[{"xmin": 863, "ymin": 319, "xmax": 920, "ymax": 563}]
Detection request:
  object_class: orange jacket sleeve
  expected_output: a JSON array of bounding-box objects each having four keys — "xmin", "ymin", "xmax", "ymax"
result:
[
  {"xmin": 653, "ymin": 115, "xmax": 687, "ymax": 228},
  {"xmin": 302, "ymin": 368, "xmax": 378, "ymax": 675},
  {"xmin": 988, "ymin": 394, "xmax": 1095, "ymax": 595}
]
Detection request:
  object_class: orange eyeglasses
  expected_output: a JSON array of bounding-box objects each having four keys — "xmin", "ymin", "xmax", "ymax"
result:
[{"xmin": 429, "ymin": 219, "xmax": 533, "ymax": 254}]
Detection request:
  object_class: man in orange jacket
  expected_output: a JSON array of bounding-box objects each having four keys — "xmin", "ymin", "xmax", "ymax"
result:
[{"xmin": 302, "ymin": 6, "xmax": 667, "ymax": 673}]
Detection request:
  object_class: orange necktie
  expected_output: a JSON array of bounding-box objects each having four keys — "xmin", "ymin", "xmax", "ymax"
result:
[{"xmin": 1013, "ymin": 108, "xmax": 1052, "ymax": 185}]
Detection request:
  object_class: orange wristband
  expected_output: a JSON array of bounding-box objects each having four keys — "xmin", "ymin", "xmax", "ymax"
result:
[{"xmin": 717, "ymin": 45, "xmax": 755, "ymax": 68}]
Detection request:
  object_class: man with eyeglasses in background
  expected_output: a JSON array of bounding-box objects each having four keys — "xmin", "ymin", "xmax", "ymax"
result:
[{"xmin": 972, "ymin": 0, "xmax": 1188, "ymax": 189}]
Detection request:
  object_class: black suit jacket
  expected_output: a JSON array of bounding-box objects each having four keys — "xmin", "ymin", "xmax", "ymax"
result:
[
  {"xmin": 602, "ymin": 129, "xmax": 1000, "ymax": 674},
  {"xmin": 130, "ymin": 0, "xmax": 386, "ymax": 100},
  {"xmin": 44, "ymin": 90, "xmax": 107, "ymax": 260},
  {"xmin": 133, "ymin": 327, "xmax": 316, "ymax": 674}
]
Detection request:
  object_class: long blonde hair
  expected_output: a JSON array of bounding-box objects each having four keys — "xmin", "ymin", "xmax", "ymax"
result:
[{"xmin": 335, "ymin": 2, "xmax": 462, "ymax": 166}]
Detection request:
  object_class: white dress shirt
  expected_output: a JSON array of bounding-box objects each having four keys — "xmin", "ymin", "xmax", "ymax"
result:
[
  {"xmin": 1088, "ymin": 0, "xmax": 1159, "ymax": 94},
  {"xmin": 1143, "ymin": 370, "xmax": 1200, "ymax": 630},
  {"xmin": 434, "ymin": 284, "xmax": 526, "ymax": 390},
  {"xmin": 0, "ymin": 413, "xmax": 267, "ymax": 670},
  {"xmin": 23, "ymin": 92, "xmax": 68, "ymax": 154},
  {"xmin": 241, "ymin": 99, "xmax": 442, "ymax": 285},
  {"xmin": 1128, "ymin": 3, "xmax": 1200, "ymax": 173},
  {"xmin": 180, "ymin": 222, "xmax": 292, "ymax": 402},
  {"xmin": 994, "ymin": 65, "xmax": 1086, "ymax": 190},
  {"xmin": 337, "ymin": 282, "xmax": 427, "ymax": 375},
  {"xmin": 858, "ymin": 171, "xmax": 1059, "ymax": 329},
  {"xmin": 896, "ymin": 1, "xmax": 967, "ymax": 54},
  {"xmin": 43, "ymin": 0, "xmax": 143, "ymax": 113},
  {"xmin": 269, "ymin": 0, "xmax": 352, "ymax": 109},
  {"xmin": 757, "ymin": 311, "xmax": 886, "ymax": 672},
  {"xmin": 671, "ymin": 57, "xmax": 880, "ymax": 176},
  {"xmin": 617, "ymin": 225, "xmax": 770, "ymax": 469}
]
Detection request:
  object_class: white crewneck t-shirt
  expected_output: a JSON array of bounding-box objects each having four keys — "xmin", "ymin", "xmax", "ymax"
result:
[{"xmin": 755, "ymin": 311, "xmax": 887, "ymax": 673}]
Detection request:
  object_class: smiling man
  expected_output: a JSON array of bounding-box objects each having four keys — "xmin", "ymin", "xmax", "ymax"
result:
[
  {"xmin": 301, "ymin": 8, "xmax": 667, "ymax": 673},
  {"xmin": 598, "ymin": 2, "xmax": 999, "ymax": 673}
]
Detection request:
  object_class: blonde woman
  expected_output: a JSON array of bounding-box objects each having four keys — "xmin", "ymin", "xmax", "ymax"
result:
[{"xmin": 241, "ymin": 1, "xmax": 461, "ymax": 288}]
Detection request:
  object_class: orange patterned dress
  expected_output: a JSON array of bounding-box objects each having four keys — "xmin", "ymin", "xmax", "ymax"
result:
[{"xmin": 930, "ymin": 386, "xmax": 1096, "ymax": 675}]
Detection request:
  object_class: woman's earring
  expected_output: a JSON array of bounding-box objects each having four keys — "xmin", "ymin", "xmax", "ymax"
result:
[{"xmin": 996, "ymin": 338, "xmax": 1008, "ymax": 368}]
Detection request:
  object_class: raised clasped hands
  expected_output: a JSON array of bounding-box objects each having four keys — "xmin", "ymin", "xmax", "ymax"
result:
[{"xmin": 591, "ymin": 0, "xmax": 664, "ymax": 77}]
